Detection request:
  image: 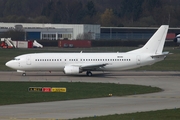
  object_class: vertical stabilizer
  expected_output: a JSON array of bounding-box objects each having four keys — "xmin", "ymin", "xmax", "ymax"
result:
[{"xmin": 128, "ymin": 25, "xmax": 169, "ymax": 54}]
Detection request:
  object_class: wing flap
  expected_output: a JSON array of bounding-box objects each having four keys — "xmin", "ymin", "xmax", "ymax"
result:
[{"xmin": 81, "ymin": 63, "xmax": 108, "ymax": 70}]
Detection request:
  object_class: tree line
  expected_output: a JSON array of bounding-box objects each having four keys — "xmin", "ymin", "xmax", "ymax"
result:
[{"xmin": 0, "ymin": 0, "xmax": 180, "ymax": 27}]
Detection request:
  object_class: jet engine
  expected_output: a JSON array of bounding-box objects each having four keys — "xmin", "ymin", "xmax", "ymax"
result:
[
  {"xmin": 64, "ymin": 66, "xmax": 81, "ymax": 74},
  {"xmin": 174, "ymin": 34, "xmax": 180, "ymax": 43}
]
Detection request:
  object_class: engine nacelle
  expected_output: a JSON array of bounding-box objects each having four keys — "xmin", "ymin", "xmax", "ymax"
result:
[
  {"xmin": 174, "ymin": 34, "xmax": 180, "ymax": 43},
  {"xmin": 64, "ymin": 66, "xmax": 81, "ymax": 74}
]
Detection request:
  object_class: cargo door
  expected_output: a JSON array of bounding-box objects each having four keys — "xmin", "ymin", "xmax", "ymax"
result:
[{"xmin": 26, "ymin": 55, "xmax": 31, "ymax": 65}]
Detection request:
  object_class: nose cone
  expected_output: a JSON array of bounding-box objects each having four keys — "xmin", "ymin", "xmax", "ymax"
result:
[
  {"xmin": 5, "ymin": 61, "xmax": 10, "ymax": 67},
  {"xmin": 5, "ymin": 61, "xmax": 15, "ymax": 69}
]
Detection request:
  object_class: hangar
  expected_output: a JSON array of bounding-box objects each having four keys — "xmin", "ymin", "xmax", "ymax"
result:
[
  {"xmin": 0, "ymin": 23, "xmax": 100, "ymax": 40},
  {"xmin": 101, "ymin": 26, "xmax": 180, "ymax": 40},
  {"xmin": 0, "ymin": 23, "xmax": 180, "ymax": 41}
]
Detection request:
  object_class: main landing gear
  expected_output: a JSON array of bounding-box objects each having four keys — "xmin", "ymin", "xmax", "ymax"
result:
[
  {"xmin": 22, "ymin": 73, "xmax": 26, "ymax": 76},
  {"xmin": 86, "ymin": 71, "xmax": 92, "ymax": 76}
]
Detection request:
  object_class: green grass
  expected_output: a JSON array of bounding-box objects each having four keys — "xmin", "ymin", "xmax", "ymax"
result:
[
  {"xmin": 0, "ymin": 47, "xmax": 179, "ymax": 119},
  {"xmin": 73, "ymin": 109, "xmax": 180, "ymax": 120},
  {"xmin": 0, "ymin": 81, "xmax": 162, "ymax": 105},
  {"xmin": 1, "ymin": 47, "xmax": 180, "ymax": 71}
]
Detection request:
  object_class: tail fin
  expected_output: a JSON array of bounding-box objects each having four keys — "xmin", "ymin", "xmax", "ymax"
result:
[{"xmin": 128, "ymin": 25, "xmax": 169, "ymax": 54}]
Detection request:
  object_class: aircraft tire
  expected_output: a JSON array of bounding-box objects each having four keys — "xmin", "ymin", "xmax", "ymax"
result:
[
  {"xmin": 22, "ymin": 73, "xmax": 26, "ymax": 76},
  {"xmin": 86, "ymin": 71, "xmax": 92, "ymax": 76}
]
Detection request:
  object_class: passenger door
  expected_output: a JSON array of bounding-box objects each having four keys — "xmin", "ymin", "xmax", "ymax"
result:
[{"xmin": 26, "ymin": 55, "xmax": 31, "ymax": 65}]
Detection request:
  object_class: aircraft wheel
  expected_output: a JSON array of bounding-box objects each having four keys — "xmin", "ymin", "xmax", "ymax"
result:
[
  {"xmin": 86, "ymin": 71, "xmax": 92, "ymax": 76},
  {"xmin": 22, "ymin": 73, "xmax": 26, "ymax": 76}
]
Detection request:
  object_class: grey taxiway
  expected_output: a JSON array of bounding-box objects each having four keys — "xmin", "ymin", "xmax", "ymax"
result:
[{"xmin": 0, "ymin": 71, "xmax": 180, "ymax": 120}]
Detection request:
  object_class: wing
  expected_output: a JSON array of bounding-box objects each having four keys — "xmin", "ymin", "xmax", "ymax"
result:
[
  {"xmin": 70, "ymin": 63, "xmax": 108, "ymax": 71},
  {"xmin": 80, "ymin": 63, "xmax": 108, "ymax": 71}
]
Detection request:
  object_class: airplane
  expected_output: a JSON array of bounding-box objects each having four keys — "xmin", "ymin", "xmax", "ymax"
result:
[
  {"xmin": 6, "ymin": 25, "xmax": 169, "ymax": 76},
  {"xmin": 174, "ymin": 34, "xmax": 180, "ymax": 44}
]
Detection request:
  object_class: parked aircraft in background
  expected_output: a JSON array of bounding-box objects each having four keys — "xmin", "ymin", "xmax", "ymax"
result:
[
  {"xmin": 174, "ymin": 34, "xmax": 180, "ymax": 44},
  {"xmin": 6, "ymin": 25, "xmax": 169, "ymax": 76}
]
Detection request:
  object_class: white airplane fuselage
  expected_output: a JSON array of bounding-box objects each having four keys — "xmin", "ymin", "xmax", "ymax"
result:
[
  {"xmin": 6, "ymin": 52, "xmax": 163, "ymax": 71},
  {"xmin": 5, "ymin": 25, "xmax": 169, "ymax": 76}
]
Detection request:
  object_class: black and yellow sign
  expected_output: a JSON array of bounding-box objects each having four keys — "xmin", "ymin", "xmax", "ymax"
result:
[
  {"xmin": 28, "ymin": 87, "xmax": 42, "ymax": 92},
  {"xmin": 28, "ymin": 87, "xmax": 66, "ymax": 92},
  {"xmin": 51, "ymin": 87, "xmax": 66, "ymax": 92}
]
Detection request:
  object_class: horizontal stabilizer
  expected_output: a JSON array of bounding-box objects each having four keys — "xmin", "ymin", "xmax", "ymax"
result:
[{"xmin": 151, "ymin": 52, "xmax": 169, "ymax": 58}]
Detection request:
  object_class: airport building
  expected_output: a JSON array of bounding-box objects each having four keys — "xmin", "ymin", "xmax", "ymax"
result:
[
  {"xmin": 0, "ymin": 23, "xmax": 100, "ymax": 40},
  {"xmin": 0, "ymin": 23, "xmax": 180, "ymax": 41},
  {"xmin": 101, "ymin": 26, "xmax": 180, "ymax": 40}
]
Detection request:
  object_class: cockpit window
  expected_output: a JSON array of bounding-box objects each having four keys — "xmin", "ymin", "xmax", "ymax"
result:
[{"xmin": 14, "ymin": 58, "xmax": 20, "ymax": 60}]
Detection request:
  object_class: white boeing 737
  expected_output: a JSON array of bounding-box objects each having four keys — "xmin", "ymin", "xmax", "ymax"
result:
[{"xmin": 6, "ymin": 25, "xmax": 169, "ymax": 76}]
